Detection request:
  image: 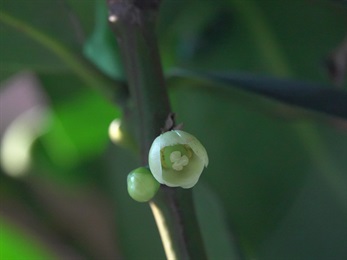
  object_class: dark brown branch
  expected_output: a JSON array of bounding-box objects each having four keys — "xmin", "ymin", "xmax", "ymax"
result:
[
  {"xmin": 107, "ymin": 0, "xmax": 170, "ymax": 162},
  {"xmin": 106, "ymin": 1, "xmax": 207, "ymax": 259}
]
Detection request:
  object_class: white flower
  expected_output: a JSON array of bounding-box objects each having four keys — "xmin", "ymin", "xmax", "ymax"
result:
[{"xmin": 148, "ymin": 130, "xmax": 208, "ymax": 188}]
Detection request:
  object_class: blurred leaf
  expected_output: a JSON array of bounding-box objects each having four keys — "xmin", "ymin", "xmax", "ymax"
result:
[
  {"xmin": 173, "ymin": 70, "xmax": 347, "ymax": 119},
  {"xmin": 0, "ymin": 0, "xmax": 81, "ymax": 47},
  {"xmin": 158, "ymin": 0, "xmax": 220, "ymax": 69},
  {"xmin": 0, "ymin": 21, "xmax": 66, "ymax": 81},
  {"xmin": 159, "ymin": 0, "xmax": 346, "ymax": 85},
  {"xmin": 64, "ymin": 0, "xmax": 96, "ymax": 37},
  {"xmin": 250, "ymin": 0, "xmax": 347, "ymax": 80},
  {"xmin": 83, "ymin": 0, "xmax": 123, "ymax": 79},
  {"xmin": 40, "ymin": 88, "xmax": 120, "ymax": 169},
  {"xmin": 104, "ymin": 144, "xmax": 165, "ymax": 259},
  {"xmin": 0, "ymin": 0, "xmax": 78, "ymax": 79},
  {"xmin": 0, "ymin": 4, "xmax": 112, "ymax": 97},
  {"xmin": 170, "ymin": 81, "xmax": 311, "ymax": 254},
  {"xmin": 258, "ymin": 168, "xmax": 347, "ymax": 260},
  {"xmin": 0, "ymin": 216, "xmax": 56, "ymax": 260},
  {"xmin": 194, "ymin": 183, "xmax": 242, "ymax": 260}
]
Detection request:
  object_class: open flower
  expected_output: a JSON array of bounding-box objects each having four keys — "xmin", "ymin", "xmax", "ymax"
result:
[{"xmin": 148, "ymin": 130, "xmax": 208, "ymax": 188}]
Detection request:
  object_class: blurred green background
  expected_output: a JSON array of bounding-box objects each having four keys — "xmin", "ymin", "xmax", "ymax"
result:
[{"xmin": 1, "ymin": 0, "xmax": 346, "ymax": 259}]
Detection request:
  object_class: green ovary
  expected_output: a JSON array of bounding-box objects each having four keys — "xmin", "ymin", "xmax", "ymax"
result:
[{"xmin": 161, "ymin": 144, "xmax": 192, "ymax": 171}]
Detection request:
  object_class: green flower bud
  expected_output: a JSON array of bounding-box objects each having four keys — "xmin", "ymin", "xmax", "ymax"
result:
[
  {"xmin": 148, "ymin": 130, "xmax": 208, "ymax": 189},
  {"xmin": 127, "ymin": 167, "xmax": 160, "ymax": 202}
]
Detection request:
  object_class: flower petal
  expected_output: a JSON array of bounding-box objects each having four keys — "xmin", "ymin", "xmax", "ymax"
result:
[
  {"xmin": 148, "ymin": 135, "xmax": 164, "ymax": 183},
  {"xmin": 175, "ymin": 130, "xmax": 209, "ymax": 167},
  {"xmin": 161, "ymin": 153, "xmax": 204, "ymax": 188}
]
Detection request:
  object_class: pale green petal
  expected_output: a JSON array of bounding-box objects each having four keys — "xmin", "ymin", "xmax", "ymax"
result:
[
  {"xmin": 175, "ymin": 130, "xmax": 209, "ymax": 167},
  {"xmin": 161, "ymin": 154, "xmax": 204, "ymax": 188},
  {"xmin": 148, "ymin": 134, "xmax": 164, "ymax": 183}
]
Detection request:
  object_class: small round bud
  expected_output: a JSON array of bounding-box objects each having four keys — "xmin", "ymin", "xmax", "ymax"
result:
[
  {"xmin": 108, "ymin": 119, "xmax": 122, "ymax": 144},
  {"xmin": 127, "ymin": 167, "xmax": 160, "ymax": 202},
  {"xmin": 148, "ymin": 130, "xmax": 208, "ymax": 189}
]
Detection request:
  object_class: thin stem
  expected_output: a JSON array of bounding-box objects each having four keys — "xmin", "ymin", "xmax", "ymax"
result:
[
  {"xmin": 106, "ymin": 0, "xmax": 207, "ymax": 259},
  {"xmin": 150, "ymin": 188, "xmax": 207, "ymax": 260},
  {"xmin": 0, "ymin": 10, "xmax": 119, "ymax": 100},
  {"xmin": 106, "ymin": 0, "xmax": 170, "ymax": 159}
]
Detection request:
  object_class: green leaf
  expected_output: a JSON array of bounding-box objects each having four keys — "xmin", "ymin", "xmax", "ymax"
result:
[
  {"xmin": 35, "ymin": 73, "xmax": 120, "ymax": 171},
  {"xmin": 83, "ymin": 0, "xmax": 123, "ymax": 80},
  {"xmin": 258, "ymin": 168, "xmax": 347, "ymax": 259},
  {"xmin": 173, "ymin": 70, "xmax": 347, "ymax": 119},
  {"xmin": 41, "ymin": 88, "xmax": 120, "ymax": 168},
  {"xmin": 158, "ymin": 0, "xmax": 220, "ymax": 69},
  {"xmin": 0, "ymin": 216, "xmax": 56, "ymax": 260},
  {"xmin": 160, "ymin": 0, "xmax": 346, "ymax": 84},
  {"xmin": 170, "ymin": 82, "xmax": 311, "ymax": 254},
  {"xmin": 0, "ymin": 0, "xmax": 77, "ymax": 79},
  {"xmin": 64, "ymin": 0, "xmax": 96, "ymax": 37},
  {"xmin": 0, "ymin": 5, "xmax": 113, "ymax": 98},
  {"xmin": 194, "ymin": 183, "xmax": 242, "ymax": 260}
]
